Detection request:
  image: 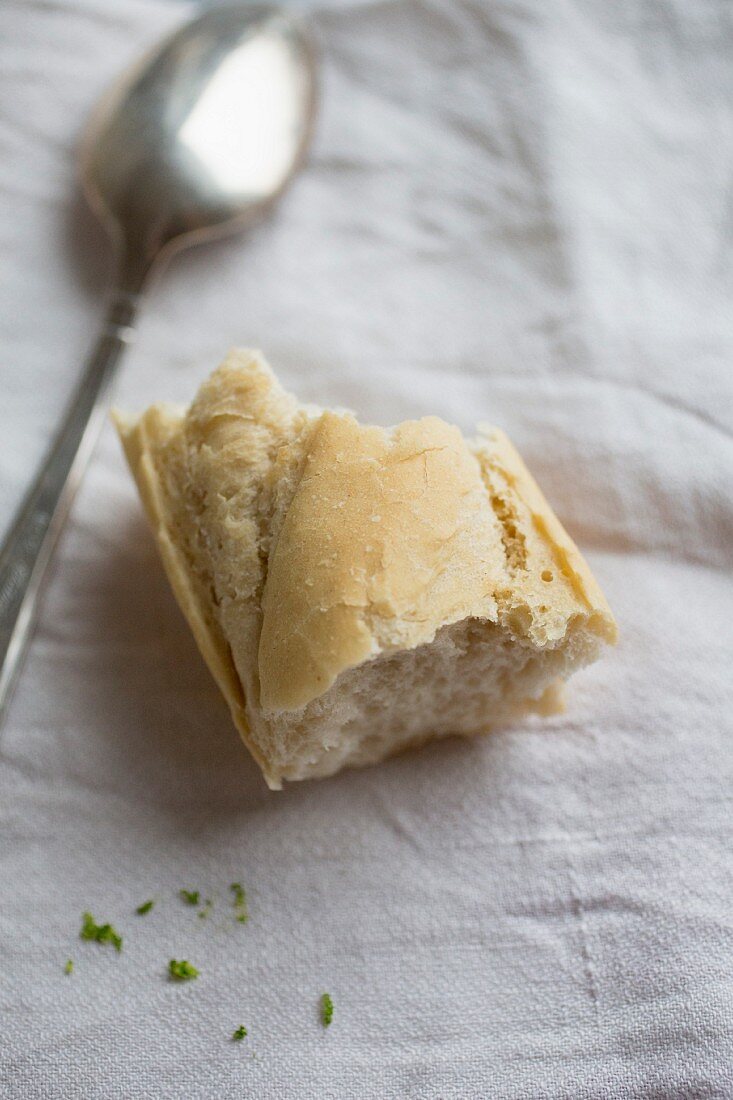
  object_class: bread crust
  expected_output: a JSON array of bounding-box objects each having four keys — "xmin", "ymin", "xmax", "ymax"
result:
[
  {"xmin": 112, "ymin": 397, "xmax": 279, "ymax": 787},
  {"xmin": 258, "ymin": 412, "xmax": 505, "ymax": 711},
  {"xmin": 113, "ymin": 351, "xmax": 617, "ymax": 788}
]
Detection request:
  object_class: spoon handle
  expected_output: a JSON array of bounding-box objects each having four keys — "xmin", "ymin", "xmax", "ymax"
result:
[{"xmin": 0, "ymin": 289, "xmax": 139, "ymax": 726}]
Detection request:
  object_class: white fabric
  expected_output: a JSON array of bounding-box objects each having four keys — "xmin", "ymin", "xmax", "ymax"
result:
[{"xmin": 1, "ymin": 0, "xmax": 732, "ymax": 1096}]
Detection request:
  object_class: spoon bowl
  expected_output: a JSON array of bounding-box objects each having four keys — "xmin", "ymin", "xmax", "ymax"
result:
[{"xmin": 83, "ymin": 3, "xmax": 317, "ymax": 284}]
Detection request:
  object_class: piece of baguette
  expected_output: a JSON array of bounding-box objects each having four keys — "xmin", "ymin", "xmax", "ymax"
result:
[{"xmin": 113, "ymin": 350, "xmax": 616, "ymax": 789}]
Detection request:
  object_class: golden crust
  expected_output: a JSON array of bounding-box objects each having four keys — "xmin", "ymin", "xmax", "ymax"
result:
[{"xmin": 258, "ymin": 412, "xmax": 504, "ymax": 711}]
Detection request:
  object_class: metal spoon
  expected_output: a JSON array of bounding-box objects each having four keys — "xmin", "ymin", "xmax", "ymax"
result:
[{"xmin": 0, "ymin": 4, "xmax": 317, "ymax": 722}]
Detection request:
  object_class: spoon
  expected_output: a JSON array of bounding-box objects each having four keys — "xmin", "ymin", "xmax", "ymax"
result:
[{"xmin": 0, "ymin": 4, "xmax": 318, "ymax": 722}]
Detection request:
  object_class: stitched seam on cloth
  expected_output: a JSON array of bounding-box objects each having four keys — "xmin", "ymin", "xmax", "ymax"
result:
[
  {"xmin": 419, "ymin": 364, "xmax": 733, "ymax": 444},
  {"xmin": 567, "ymin": 861, "xmax": 600, "ymax": 1019}
]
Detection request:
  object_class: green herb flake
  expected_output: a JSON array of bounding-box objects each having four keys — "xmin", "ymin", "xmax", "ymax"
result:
[
  {"xmin": 230, "ymin": 882, "xmax": 248, "ymax": 924},
  {"xmin": 168, "ymin": 958, "xmax": 199, "ymax": 981},
  {"xmin": 136, "ymin": 900, "xmax": 154, "ymax": 915},
  {"xmin": 80, "ymin": 911, "xmax": 122, "ymax": 952},
  {"xmin": 64, "ymin": 959, "xmax": 73, "ymax": 975},
  {"xmin": 320, "ymin": 992, "xmax": 334, "ymax": 1028},
  {"xmin": 198, "ymin": 898, "xmax": 213, "ymax": 920},
  {"xmin": 179, "ymin": 889, "xmax": 200, "ymax": 906},
  {"xmin": 232, "ymin": 1025, "xmax": 248, "ymax": 1041}
]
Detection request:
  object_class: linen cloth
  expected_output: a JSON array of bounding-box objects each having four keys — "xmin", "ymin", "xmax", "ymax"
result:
[{"xmin": 1, "ymin": 0, "xmax": 732, "ymax": 1096}]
